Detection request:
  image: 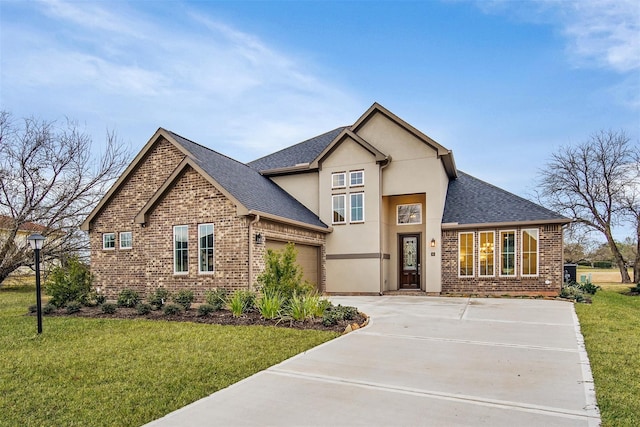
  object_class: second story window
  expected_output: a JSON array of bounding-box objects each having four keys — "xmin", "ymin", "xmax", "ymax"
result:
[
  {"xmin": 332, "ymin": 172, "xmax": 346, "ymax": 188},
  {"xmin": 349, "ymin": 170, "xmax": 364, "ymax": 187}
]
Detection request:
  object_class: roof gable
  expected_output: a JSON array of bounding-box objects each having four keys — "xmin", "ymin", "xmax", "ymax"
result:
[{"xmin": 442, "ymin": 171, "xmax": 569, "ymax": 227}]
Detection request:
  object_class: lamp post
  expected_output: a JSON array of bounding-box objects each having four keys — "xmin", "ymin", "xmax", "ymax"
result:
[{"xmin": 27, "ymin": 233, "xmax": 45, "ymax": 334}]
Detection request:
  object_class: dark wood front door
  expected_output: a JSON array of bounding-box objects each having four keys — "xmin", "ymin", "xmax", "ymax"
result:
[{"xmin": 399, "ymin": 234, "xmax": 421, "ymax": 289}]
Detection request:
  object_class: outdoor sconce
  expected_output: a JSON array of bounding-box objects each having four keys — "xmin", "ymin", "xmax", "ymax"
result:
[
  {"xmin": 430, "ymin": 238, "xmax": 436, "ymax": 248},
  {"xmin": 27, "ymin": 233, "xmax": 45, "ymax": 334},
  {"xmin": 255, "ymin": 233, "xmax": 265, "ymax": 245}
]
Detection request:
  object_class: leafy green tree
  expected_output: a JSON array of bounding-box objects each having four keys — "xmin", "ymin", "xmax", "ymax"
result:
[
  {"xmin": 256, "ymin": 242, "xmax": 311, "ymax": 300},
  {"xmin": 45, "ymin": 256, "xmax": 93, "ymax": 307}
]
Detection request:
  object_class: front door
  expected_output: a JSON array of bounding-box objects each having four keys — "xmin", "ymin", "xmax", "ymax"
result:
[{"xmin": 399, "ymin": 234, "xmax": 421, "ymax": 289}]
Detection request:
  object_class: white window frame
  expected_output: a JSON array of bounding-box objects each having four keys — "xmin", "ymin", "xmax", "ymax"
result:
[
  {"xmin": 331, "ymin": 172, "xmax": 346, "ymax": 189},
  {"xmin": 521, "ymin": 228, "xmax": 539, "ymax": 277},
  {"xmin": 458, "ymin": 232, "xmax": 475, "ymax": 277},
  {"xmin": 350, "ymin": 192, "xmax": 365, "ymax": 223},
  {"xmin": 198, "ymin": 223, "xmax": 215, "ymax": 274},
  {"xmin": 499, "ymin": 230, "xmax": 516, "ymax": 277},
  {"xmin": 478, "ymin": 231, "xmax": 495, "ymax": 277},
  {"xmin": 173, "ymin": 225, "xmax": 189, "ymax": 275},
  {"xmin": 119, "ymin": 231, "xmax": 133, "ymax": 249},
  {"xmin": 332, "ymin": 194, "xmax": 346, "ymax": 224},
  {"xmin": 349, "ymin": 170, "xmax": 364, "ymax": 187},
  {"xmin": 102, "ymin": 233, "xmax": 116, "ymax": 250},
  {"xmin": 396, "ymin": 203, "xmax": 422, "ymax": 225}
]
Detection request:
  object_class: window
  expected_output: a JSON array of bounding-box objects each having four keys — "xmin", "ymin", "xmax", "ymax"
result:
[
  {"xmin": 458, "ymin": 232, "xmax": 474, "ymax": 277},
  {"xmin": 478, "ymin": 231, "xmax": 495, "ymax": 276},
  {"xmin": 350, "ymin": 193, "xmax": 364, "ymax": 223},
  {"xmin": 349, "ymin": 170, "xmax": 364, "ymax": 187},
  {"xmin": 103, "ymin": 233, "xmax": 115, "ymax": 250},
  {"xmin": 174, "ymin": 225, "xmax": 189, "ymax": 274},
  {"xmin": 521, "ymin": 229, "xmax": 539, "ymax": 276},
  {"xmin": 331, "ymin": 172, "xmax": 346, "ymax": 188},
  {"xmin": 397, "ymin": 203, "xmax": 422, "ymax": 225},
  {"xmin": 500, "ymin": 230, "xmax": 516, "ymax": 276},
  {"xmin": 332, "ymin": 195, "xmax": 346, "ymax": 224},
  {"xmin": 198, "ymin": 224, "xmax": 214, "ymax": 273},
  {"xmin": 119, "ymin": 232, "xmax": 132, "ymax": 249}
]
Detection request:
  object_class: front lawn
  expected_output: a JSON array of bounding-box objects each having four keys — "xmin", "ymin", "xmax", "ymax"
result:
[
  {"xmin": 575, "ymin": 289, "xmax": 640, "ymax": 427},
  {"xmin": 0, "ymin": 282, "xmax": 338, "ymax": 427}
]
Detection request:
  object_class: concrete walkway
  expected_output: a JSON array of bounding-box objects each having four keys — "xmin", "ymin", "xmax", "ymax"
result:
[{"xmin": 145, "ymin": 297, "xmax": 600, "ymax": 426}]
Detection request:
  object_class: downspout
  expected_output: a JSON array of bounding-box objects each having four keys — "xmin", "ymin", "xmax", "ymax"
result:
[
  {"xmin": 248, "ymin": 214, "xmax": 260, "ymax": 290},
  {"xmin": 379, "ymin": 157, "xmax": 391, "ymax": 295}
]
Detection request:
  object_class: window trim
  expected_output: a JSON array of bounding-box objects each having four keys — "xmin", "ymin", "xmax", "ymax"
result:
[
  {"xmin": 499, "ymin": 230, "xmax": 517, "ymax": 277},
  {"xmin": 173, "ymin": 225, "xmax": 189, "ymax": 275},
  {"xmin": 350, "ymin": 192, "xmax": 365, "ymax": 223},
  {"xmin": 478, "ymin": 231, "xmax": 495, "ymax": 277},
  {"xmin": 102, "ymin": 233, "xmax": 116, "ymax": 250},
  {"xmin": 458, "ymin": 231, "xmax": 475, "ymax": 278},
  {"xmin": 331, "ymin": 172, "xmax": 346, "ymax": 189},
  {"xmin": 332, "ymin": 194, "xmax": 346, "ymax": 224},
  {"xmin": 198, "ymin": 223, "xmax": 215, "ymax": 274},
  {"xmin": 521, "ymin": 228, "xmax": 539, "ymax": 277},
  {"xmin": 396, "ymin": 203, "xmax": 422, "ymax": 225},
  {"xmin": 349, "ymin": 170, "xmax": 364, "ymax": 187},
  {"xmin": 119, "ymin": 231, "xmax": 132, "ymax": 250}
]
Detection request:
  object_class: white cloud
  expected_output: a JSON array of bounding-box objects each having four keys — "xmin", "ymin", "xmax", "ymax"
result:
[{"xmin": 1, "ymin": 1, "xmax": 361, "ymax": 160}]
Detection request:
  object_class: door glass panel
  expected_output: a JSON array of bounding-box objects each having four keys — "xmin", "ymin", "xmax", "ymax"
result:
[{"xmin": 403, "ymin": 237, "xmax": 417, "ymax": 271}]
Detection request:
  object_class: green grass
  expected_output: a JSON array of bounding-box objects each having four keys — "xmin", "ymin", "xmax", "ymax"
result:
[
  {"xmin": 575, "ymin": 289, "xmax": 640, "ymax": 427},
  {"xmin": 0, "ymin": 283, "xmax": 338, "ymax": 427}
]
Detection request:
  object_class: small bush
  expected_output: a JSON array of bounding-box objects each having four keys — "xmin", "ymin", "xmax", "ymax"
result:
[
  {"xmin": 629, "ymin": 282, "xmax": 640, "ymax": 293},
  {"xmin": 117, "ymin": 289, "xmax": 141, "ymax": 308},
  {"xmin": 287, "ymin": 292, "xmax": 319, "ymax": 322},
  {"xmin": 163, "ymin": 303, "xmax": 182, "ymax": 316},
  {"xmin": 256, "ymin": 290, "xmax": 284, "ymax": 319},
  {"xmin": 101, "ymin": 303, "xmax": 117, "ymax": 314},
  {"xmin": 205, "ymin": 288, "xmax": 228, "ymax": 311},
  {"xmin": 197, "ymin": 304, "xmax": 216, "ymax": 317},
  {"xmin": 228, "ymin": 290, "xmax": 255, "ymax": 317},
  {"xmin": 45, "ymin": 256, "xmax": 93, "ymax": 308},
  {"xmin": 66, "ymin": 301, "xmax": 82, "ymax": 314},
  {"xmin": 43, "ymin": 303, "xmax": 56, "ymax": 315},
  {"xmin": 28, "ymin": 305, "xmax": 37, "ymax": 314},
  {"xmin": 136, "ymin": 303, "xmax": 152, "ymax": 315},
  {"xmin": 579, "ymin": 280, "xmax": 600, "ymax": 295},
  {"xmin": 322, "ymin": 304, "xmax": 359, "ymax": 326},
  {"xmin": 560, "ymin": 283, "xmax": 586, "ymax": 302},
  {"xmin": 173, "ymin": 289, "xmax": 195, "ymax": 310},
  {"xmin": 148, "ymin": 287, "xmax": 171, "ymax": 310}
]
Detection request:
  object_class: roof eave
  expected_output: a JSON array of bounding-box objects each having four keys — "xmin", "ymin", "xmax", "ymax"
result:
[
  {"xmin": 248, "ymin": 210, "xmax": 332, "ymax": 234},
  {"xmin": 441, "ymin": 218, "xmax": 572, "ymax": 230}
]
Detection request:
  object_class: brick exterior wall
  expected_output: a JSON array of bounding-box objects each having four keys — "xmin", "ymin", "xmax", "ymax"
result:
[
  {"xmin": 88, "ymin": 138, "xmax": 326, "ymax": 302},
  {"xmin": 441, "ymin": 224, "xmax": 564, "ymax": 296}
]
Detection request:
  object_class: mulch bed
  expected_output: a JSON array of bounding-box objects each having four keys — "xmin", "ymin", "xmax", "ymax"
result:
[{"xmin": 40, "ymin": 305, "xmax": 368, "ymax": 333}]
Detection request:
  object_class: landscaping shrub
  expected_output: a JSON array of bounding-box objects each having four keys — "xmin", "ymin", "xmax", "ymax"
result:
[
  {"xmin": 148, "ymin": 287, "xmax": 171, "ymax": 310},
  {"xmin": 322, "ymin": 304, "xmax": 358, "ymax": 326},
  {"xmin": 197, "ymin": 304, "xmax": 216, "ymax": 317},
  {"xmin": 593, "ymin": 261, "xmax": 613, "ymax": 269},
  {"xmin": 136, "ymin": 303, "xmax": 152, "ymax": 315},
  {"xmin": 173, "ymin": 289, "xmax": 194, "ymax": 310},
  {"xmin": 28, "ymin": 305, "xmax": 37, "ymax": 314},
  {"xmin": 629, "ymin": 282, "xmax": 640, "ymax": 293},
  {"xmin": 163, "ymin": 303, "xmax": 182, "ymax": 316},
  {"xmin": 560, "ymin": 283, "xmax": 586, "ymax": 302},
  {"xmin": 65, "ymin": 301, "xmax": 82, "ymax": 314},
  {"xmin": 287, "ymin": 292, "xmax": 316, "ymax": 321},
  {"xmin": 256, "ymin": 290, "xmax": 284, "ymax": 320},
  {"xmin": 101, "ymin": 303, "xmax": 117, "ymax": 314},
  {"xmin": 43, "ymin": 303, "xmax": 56, "ymax": 315},
  {"xmin": 256, "ymin": 243, "xmax": 313, "ymax": 301},
  {"xmin": 579, "ymin": 280, "xmax": 600, "ymax": 295},
  {"xmin": 205, "ymin": 288, "xmax": 227, "ymax": 311},
  {"xmin": 85, "ymin": 290, "xmax": 106, "ymax": 306},
  {"xmin": 45, "ymin": 256, "xmax": 93, "ymax": 308},
  {"xmin": 228, "ymin": 290, "xmax": 255, "ymax": 317},
  {"xmin": 117, "ymin": 289, "xmax": 141, "ymax": 308}
]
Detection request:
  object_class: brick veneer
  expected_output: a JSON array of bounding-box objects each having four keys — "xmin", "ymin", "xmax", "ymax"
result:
[
  {"xmin": 441, "ymin": 224, "xmax": 564, "ymax": 296},
  {"xmin": 89, "ymin": 138, "xmax": 326, "ymax": 302}
]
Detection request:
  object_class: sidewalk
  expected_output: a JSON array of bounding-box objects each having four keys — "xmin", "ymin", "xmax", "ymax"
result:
[{"xmin": 145, "ymin": 296, "xmax": 600, "ymax": 426}]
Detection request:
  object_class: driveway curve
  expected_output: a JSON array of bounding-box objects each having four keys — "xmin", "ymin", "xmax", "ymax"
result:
[{"xmin": 146, "ymin": 296, "xmax": 600, "ymax": 427}]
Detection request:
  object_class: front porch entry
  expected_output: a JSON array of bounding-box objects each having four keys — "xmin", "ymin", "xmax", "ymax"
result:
[{"xmin": 399, "ymin": 233, "xmax": 421, "ymax": 289}]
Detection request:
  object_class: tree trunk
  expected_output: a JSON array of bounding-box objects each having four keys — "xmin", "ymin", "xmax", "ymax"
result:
[{"xmin": 605, "ymin": 231, "xmax": 632, "ymax": 283}]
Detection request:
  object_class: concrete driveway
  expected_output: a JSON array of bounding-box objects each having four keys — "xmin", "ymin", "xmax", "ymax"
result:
[{"xmin": 145, "ymin": 296, "xmax": 600, "ymax": 426}]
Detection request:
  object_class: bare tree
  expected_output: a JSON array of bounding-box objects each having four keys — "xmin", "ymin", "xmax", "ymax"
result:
[
  {"xmin": 0, "ymin": 111, "xmax": 130, "ymax": 284},
  {"xmin": 538, "ymin": 130, "xmax": 639, "ymax": 283}
]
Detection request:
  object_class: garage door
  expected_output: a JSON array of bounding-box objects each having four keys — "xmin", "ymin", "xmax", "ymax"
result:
[{"xmin": 265, "ymin": 240, "xmax": 320, "ymax": 289}]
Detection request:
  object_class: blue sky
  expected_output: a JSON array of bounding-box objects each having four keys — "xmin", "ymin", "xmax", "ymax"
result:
[{"xmin": 1, "ymin": 0, "xmax": 639, "ymax": 238}]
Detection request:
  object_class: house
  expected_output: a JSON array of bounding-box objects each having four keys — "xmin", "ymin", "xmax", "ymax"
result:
[
  {"xmin": 81, "ymin": 103, "xmax": 569, "ymax": 300},
  {"xmin": 0, "ymin": 215, "xmax": 50, "ymax": 277}
]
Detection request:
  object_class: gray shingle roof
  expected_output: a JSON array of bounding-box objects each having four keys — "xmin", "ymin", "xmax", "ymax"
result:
[
  {"xmin": 167, "ymin": 131, "xmax": 328, "ymax": 229},
  {"xmin": 443, "ymin": 171, "xmax": 568, "ymax": 225},
  {"xmin": 248, "ymin": 127, "xmax": 347, "ymax": 172}
]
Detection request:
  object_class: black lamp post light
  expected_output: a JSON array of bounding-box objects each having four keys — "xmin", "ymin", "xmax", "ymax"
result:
[{"xmin": 27, "ymin": 233, "xmax": 45, "ymax": 334}]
